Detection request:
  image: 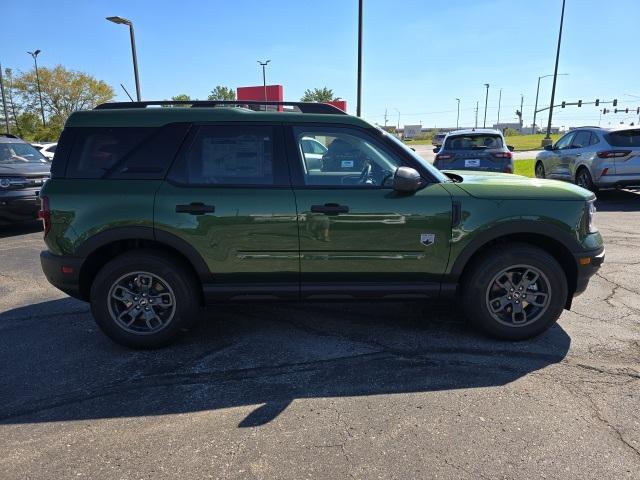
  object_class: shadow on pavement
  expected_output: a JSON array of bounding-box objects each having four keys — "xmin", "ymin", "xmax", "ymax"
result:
[
  {"xmin": 0, "ymin": 297, "xmax": 571, "ymax": 427},
  {"xmin": 0, "ymin": 221, "xmax": 42, "ymax": 239},
  {"xmin": 595, "ymin": 188, "xmax": 640, "ymax": 212}
]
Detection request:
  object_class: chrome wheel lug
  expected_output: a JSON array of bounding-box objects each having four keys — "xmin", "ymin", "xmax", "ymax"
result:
[{"xmin": 507, "ymin": 296, "xmax": 511, "ymax": 300}]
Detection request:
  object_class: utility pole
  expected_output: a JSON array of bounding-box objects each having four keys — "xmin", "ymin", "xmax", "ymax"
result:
[
  {"xmin": 0, "ymin": 63, "xmax": 9, "ymax": 134},
  {"xmin": 475, "ymin": 101, "xmax": 479, "ymax": 128},
  {"xmin": 455, "ymin": 98, "xmax": 460, "ymax": 130},
  {"xmin": 257, "ymin": 60, "xmax": 271, "ymax": 103},
  {"xmin": 395, "ymin": 108, "xmax": 400, "ymax": 130},
  {"xmin": 545, "ymin": 0, "xmax": 566, "ymax": 141},
  {"xmin": 483, "ymin": 84, "xmax": 489, "ymax": 127},
  {"xmin": 496, "ymin": 88, "xmax": 502, "ymax": 127},
  {"xmin": 520, "ymin": 94, "xmax": 524, "ymax": 129},
  {"xmin": 384, "ymin": 108, "xmax": 388, "ymax": 126},
  {"xmin": 27, "ymin": 50, "xmax": 46, "ymax": 127},
  {"xmin": 356, "ymin": 0, "xmax": 363, "ymax": 117}
]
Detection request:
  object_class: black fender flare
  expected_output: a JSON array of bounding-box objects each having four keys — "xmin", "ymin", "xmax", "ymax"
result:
[
  {"xmin": 76, "ymin": 226, "xmax": 212, "ymax": 282},
  {"xmin": 448, "ymin": 220, "xmax": 581, "ymax": 279}
]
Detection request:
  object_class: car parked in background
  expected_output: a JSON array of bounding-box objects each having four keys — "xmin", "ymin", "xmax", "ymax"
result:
[
  {"xmin": 300, "ymin": 136, "xmax": 328, "ymax": 171},
  {"xmin": 535, "ymin": 126, "xmax": 640, "ymax": 192},
  {"xmin": 433, "ymin": 128, "xmax": 514, "ymax": 173},
  {"xmin": 0, "ymin": 134, "xmax": 50, "ymax": 225},
  {"xmin": 36, "ymin": 142, "xmax": 57, "ymax": 161},
  {"xmin": 432, "ymin": 132, "xmax": 446, "ymax": 147}
]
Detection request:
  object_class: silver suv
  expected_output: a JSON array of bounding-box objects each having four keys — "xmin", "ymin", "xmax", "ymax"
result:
[{"xmin": 535, "ymin": 126, "xmax": 640, "ymax": 191}]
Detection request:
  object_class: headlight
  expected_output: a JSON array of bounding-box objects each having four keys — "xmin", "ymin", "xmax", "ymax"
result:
[{"xmin": 586, "ymin": 199, "xmax": 597, "ymax": 234}]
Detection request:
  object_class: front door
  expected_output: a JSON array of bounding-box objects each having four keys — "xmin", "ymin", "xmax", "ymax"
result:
[
  {"xmin": 287, "ymin": 125, "xmax": 452, "ymax": 299},
  {"xmin": 548, "ymin": 132, "xmax": 575, "ymax": 180},
  {"xmin": 154, "ymin": 124, "xmax": 299, "ymax": 300}
]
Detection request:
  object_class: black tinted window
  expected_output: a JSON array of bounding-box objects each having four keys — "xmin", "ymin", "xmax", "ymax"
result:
[
  {"xmin": 67, "ymin": 127, "xmax": 153, "ymax": 179},
  {"xmin": 606, "ymin": 130, "xmax": 640, "ymax": 147},
  {"xmin": 169, "ymin": 125, "xmax": 275, "ymax": 186},
  {"xmin": 444, "ymin": 134, "xmax": 503, "ymax": 150},
  {"xmin": 572, "ymin": 131, "xmax": 591, "ymax": 148}
]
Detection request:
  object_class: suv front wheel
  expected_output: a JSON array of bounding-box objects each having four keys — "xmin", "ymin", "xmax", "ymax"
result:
[
  {"xmin": 90, "ymin": 250, "xmax": 200, "ymax": 348},
  {"xmin": 462, "ymin": 244, "xmax": 567, "ymax": 340}
]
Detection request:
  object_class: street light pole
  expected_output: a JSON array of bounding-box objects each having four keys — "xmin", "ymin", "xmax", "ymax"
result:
[
  {"xmin": 394, "ymin": 108, "xmax": 400, "ymax": 131},
  {"xmin": 545, "ymin": 0, "xmax": 566, "ymax": 141},
  {"xmin": 27, "ymin": 50, "xmax": 46, "ymax": 127},
  {"xmin": 532, "ymin": 73, "xmax": 568, "ymax": 134},
  {"xmin": 257, "ymin": 60, "xmax": 271, "ymax": 103},
  {"xmin": 106, "ymin": 16, "xmax": 142, "ymax": 101},
  {"xmin": 455, "ymin": 98, "xmax": 460, "ymax": 130},
  {"xmin": 356, "ymin": 0, "xmax": 363, "ymax": 117},
  {"xmin": 496, "ymin": 88, "xmax": 502, "ymax": 127},
  {"xmin": 483, "ymin": 83, "xmax": 489, "ymax": 128}
]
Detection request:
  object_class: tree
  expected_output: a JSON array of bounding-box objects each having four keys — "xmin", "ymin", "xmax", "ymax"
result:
[
  {"xmin": 208, "ymin": 86, "xmax": 236, "ymax": 101},
  {"xmin": 12, "ymin": 65, "xmax": 114, "ymax": 140},
  {"xmin": 171, "ymin": 94, "xmax": 192, "ymax": 102},
  {"xmin": 301, "ymin": 87, "xmax": 336, "ymax": 102}
]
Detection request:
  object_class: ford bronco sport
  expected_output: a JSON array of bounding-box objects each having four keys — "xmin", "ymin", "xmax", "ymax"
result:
[{"xmin": 39, "ymin": 101, "xmax": 604, "ymax": 348}]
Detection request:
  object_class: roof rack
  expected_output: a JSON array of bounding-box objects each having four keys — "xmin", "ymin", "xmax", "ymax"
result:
[{"xmin": 94, "ymin": 100, "xmax": 347, "ymax": 115}]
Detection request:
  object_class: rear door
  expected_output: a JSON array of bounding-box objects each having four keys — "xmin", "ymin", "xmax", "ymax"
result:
[
  {"xmin": 154, "ymin": 123, "xmax": 300, "ymax": 300},
  {"xmin": 606, "ymin": 129, "xmax": 640, "ymax": 177},
  {"xmin": 287, "ymin": 125, "xmax": 452, "ymax": 299}
]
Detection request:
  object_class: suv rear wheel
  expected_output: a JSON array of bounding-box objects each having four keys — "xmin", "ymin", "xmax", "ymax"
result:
[
  {"xmin": 90, "ymin": 250, "xmax": 200, "ymax": 348},
  {"xmin": 462, "ymin": 244, "xmax": 567, "ymax": 340},
  {"xmin": 576, "ymin": 166, "xmax": 598, "ymax": 192}
]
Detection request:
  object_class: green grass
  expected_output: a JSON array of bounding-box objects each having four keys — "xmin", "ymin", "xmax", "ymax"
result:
[
  {"xmin": 404, "ymin": 133, "xmax": 561, "ymax": 150},
  {"xmin": 506, "ymin": 134, "xmax": 560, "ymax": 151},
  {"xmin": 514, "ymin": 159, "xmax": 535, "ymax": 177}
]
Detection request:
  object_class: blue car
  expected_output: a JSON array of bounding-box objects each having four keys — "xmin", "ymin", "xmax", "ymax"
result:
[{"xmin": 433, "ymin": 129, "xmax": 514, "ymax": 173}]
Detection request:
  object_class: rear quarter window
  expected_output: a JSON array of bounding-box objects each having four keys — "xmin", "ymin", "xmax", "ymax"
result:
[{"xmin": 64, "ymin": 124, "xmax": 190, "ymax": 179}]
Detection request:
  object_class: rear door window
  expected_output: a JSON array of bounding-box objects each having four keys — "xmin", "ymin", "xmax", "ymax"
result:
[
  {"xmin": 444, "ymin": 134, "xmax": 503, "ymax": 150},
  {"xmin": 168, "ymin": 125, "xmax": 286, "ymax": 186},
  {"xmin": 606, "ymin": 130, "xmax": 640, "ymax": 147},
  {"xmin": 571, "ymin": 131, "xmax": 592, "ymax": 148}
]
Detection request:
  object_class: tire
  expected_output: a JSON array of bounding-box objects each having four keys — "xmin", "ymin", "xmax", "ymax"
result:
[
  {"xmin": 90, "ymin": 249, "xmax": 200, "ymax": 349},
  {"xmin": 535, "ymin": 161, "xmax": 545, "ymax": 179},
  {"xmin": 576, "ymin": 166, "xmax": 598, "ymax": 193},
  {"xmin": 461, "ymin": 243, "xmax": 567, "ymax": 340}
]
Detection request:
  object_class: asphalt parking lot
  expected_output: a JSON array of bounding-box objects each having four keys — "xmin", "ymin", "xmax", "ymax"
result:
[{"xmin": 1, "ymin": 190, "xmax": 639, "ymax": 479}]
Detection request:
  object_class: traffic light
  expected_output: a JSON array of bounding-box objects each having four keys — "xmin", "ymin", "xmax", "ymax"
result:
[
  {"xmin": 613, "ymin": 99, "xmax": 618, "ymax": 107},
  {"xmin": 615, "ymin": 108, "xmax": 618, "ymax": 113},
  {"xmin": 561, "ymin": 101, "xmax": 566, "ymax": 108},
  {"xmin": 625, "ymin": 108, "xmax": 629, "ymax": 113},
  {"xmin": 637, "ymin": 107, "xmax": 640, "ymax": 114},
  {"xmin": 603, "ymin": 108, "xmax": 608, "ymax": 114},
  {"xmin": 578, "ymin": 100, "xmax": 582, "ymax": 107},
  {"xmin": 595, "ymin": 99, "xmax": 600, "ymax": 106}
]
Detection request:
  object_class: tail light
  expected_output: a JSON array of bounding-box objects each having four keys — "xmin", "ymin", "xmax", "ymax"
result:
[
  {"xmin": 597, "ymin": 150, "xmax": 631, "ymax": 158},
  {"xmin": 491, "ymin": 152, "xmax": 513, "ymax": 159},
  {"xmin": 436, "ymin": 153, "xmax": 455, "ymax": 161},
  {"xmin": 38, "ymin": 196, "xmax": 51, "ymax": 236},
  {"xmin": 503, "ymin": 165, "xmax": 513, "ymax": 173}
]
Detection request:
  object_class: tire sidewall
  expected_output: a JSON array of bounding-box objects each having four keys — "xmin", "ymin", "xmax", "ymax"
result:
[
  {"xmin": 90, "ymin": 250, "xmax": 200, "ymax": 349},
  {"xmin": 462, "ymin": 245, "xmax": 567, "ymax": 340}
]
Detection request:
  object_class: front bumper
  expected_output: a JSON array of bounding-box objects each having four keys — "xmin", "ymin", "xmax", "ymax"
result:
[
  {"xmin": 573, "ymin": 246, "xmax": 605, "ymax": 296},
  {"xmin": 40, "ymin": 251, "xmax": 85, "ymax": 300},
  {"xmin": 0, "ymin": 189, "xmax": 41, "ymax": 225}
]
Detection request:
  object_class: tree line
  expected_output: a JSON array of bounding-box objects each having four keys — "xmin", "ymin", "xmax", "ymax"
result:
[{"xmin": 0, "ymin": 64, "xmax": 340, "ymax": 142}]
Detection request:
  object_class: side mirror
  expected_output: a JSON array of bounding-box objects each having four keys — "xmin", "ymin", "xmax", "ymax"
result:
[
  {"xmin": 544, "ymin": 144, "xmax": 554, "ymax": 151},
  {"xmin": 393, "ymin": 167, "xmax": 422, "ymax": 193},
  {"xmin": 432, "ymin": 147, "xmax": 440, "ymax": 153},
  {"xmin": 507, "ymin": 145, "xmax": 515, "ymax": 152}
]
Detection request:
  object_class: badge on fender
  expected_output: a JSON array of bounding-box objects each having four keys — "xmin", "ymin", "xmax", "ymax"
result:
[{"xmin": 420, "ymin": 233, "xmax": 435, "ymax": 246}]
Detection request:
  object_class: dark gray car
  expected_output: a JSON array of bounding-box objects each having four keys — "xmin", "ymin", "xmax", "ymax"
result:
[
  {"xmin": 433, "ymin": 129, "xmax": 514, "ymax": 173},
  {"xmin": 535, "ymin": 126, "xmax": 640, "ymax": 191},
  {"xmin": 0, "ymin": 134, "xmax": 50, "ymax": 225}
]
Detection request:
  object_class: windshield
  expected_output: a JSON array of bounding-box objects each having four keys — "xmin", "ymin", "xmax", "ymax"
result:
[
  {"xmin": 445, "ymin": 134, "xmax": 503, "ymax": 150},
  {"xmin": 0, "ymin": 142, "xmax": 48, "ymax": 164},
  {"xmin": 382, "ymin": 130, "xmax": 450, "ymax": 183}
]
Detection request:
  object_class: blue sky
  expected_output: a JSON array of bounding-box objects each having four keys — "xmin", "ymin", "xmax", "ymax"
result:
[{"xmin": 3, "ymin": 0, "xmax": 640, "ymax": 129}]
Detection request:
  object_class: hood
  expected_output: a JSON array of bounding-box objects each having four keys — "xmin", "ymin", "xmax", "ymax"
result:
[
  {"xmin": 0, "ymin": 162, "xmax": 51, "ymax": 176},
  {"xmin": 444, "ymin": 170, "xmax": 594, "ymax": 201}
]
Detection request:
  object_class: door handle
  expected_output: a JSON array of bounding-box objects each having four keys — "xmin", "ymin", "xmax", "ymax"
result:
[
  {"xmin": 576, "ymin": 153, "xmax": 582, "ymax": 157},
  {"xmin": 175, "ymin": 202, "xmax": 215, "ymax": 215},
  {"xmin": 310, "ymin": 203, "xmax": 350, "ymax": 215}
]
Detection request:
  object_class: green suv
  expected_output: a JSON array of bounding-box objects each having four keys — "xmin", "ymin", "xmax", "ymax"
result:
[{"xmin": 39, "ymin": 101, "xmax": 604, "ymax": 348}]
